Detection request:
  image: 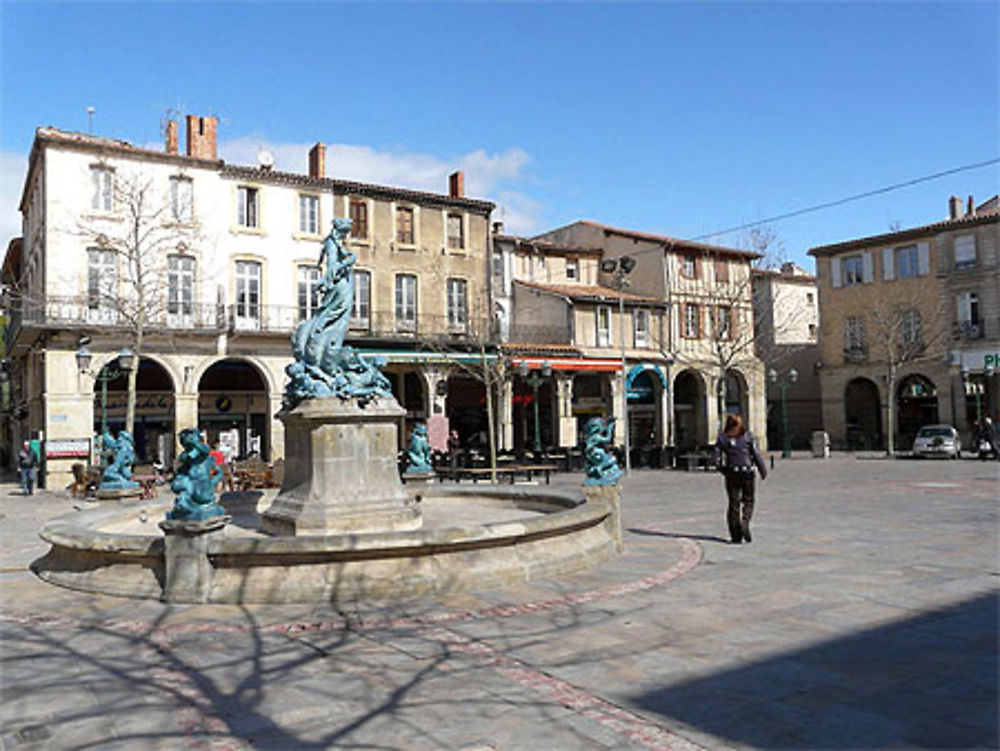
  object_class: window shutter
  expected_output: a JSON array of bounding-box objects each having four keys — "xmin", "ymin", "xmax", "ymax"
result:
[
  {"xmin": 882, "ymin": 247, "xmax": 894, "ymax": 281},
  {"xmin": 862, "ymin": 252, "xmax": 874, "ymax": 283},
  {"xmin": 917, "ymin": 242, "xmax": 930, "ymax": 275},
  {"xmin": 830, "ymin": 257, "xmax": 842, "ymax": 288}
]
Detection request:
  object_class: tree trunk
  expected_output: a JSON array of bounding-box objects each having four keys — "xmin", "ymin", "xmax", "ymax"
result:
[{"xmin": 885, "ymin": 366, "xmax": 896, "ymax": 456}]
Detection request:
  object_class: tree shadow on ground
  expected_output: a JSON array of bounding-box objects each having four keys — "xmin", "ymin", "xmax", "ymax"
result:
[{"xmin": 629, "ymin": 591, "xmax": 999, "ymax": 749}]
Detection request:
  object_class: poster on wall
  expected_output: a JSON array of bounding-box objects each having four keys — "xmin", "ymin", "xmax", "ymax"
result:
[{"xmin": 46, "ymin": 438, "xmax": 91, "ymax": 458}]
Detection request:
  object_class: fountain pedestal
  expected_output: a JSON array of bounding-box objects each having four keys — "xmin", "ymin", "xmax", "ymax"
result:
[{"xmin": 261, "ymin": 397, "xmax": 421, "ymax": 536}]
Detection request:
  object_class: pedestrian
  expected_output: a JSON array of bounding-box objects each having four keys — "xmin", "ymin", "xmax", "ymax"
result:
[
  {"xmin": 18, "ymin": 441, "xmax": 38, "ymax": 496},
  {"xmin": 713, "ymin": 414, "xmax": 767, "ymax": 544},
  {"xmin": 447, "ymin": 429, "xmax": 461, "ymax": 469}
]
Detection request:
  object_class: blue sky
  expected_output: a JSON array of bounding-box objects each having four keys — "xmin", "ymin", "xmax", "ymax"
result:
[{"xmin": 2, "ymin": 2, "xmax": 997, "ymax": 269}]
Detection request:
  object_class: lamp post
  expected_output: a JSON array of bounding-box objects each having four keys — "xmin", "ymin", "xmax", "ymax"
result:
[
  {"xmin": 768, "ymin": 367, "xmax": 799, "ymax": 459},
  {"xmin": 518, "ymin": 360, "xmax": 552, "ymax": 456},
  {"xmin": 76, "ymin": 346, "xmax": 136, "ymax": 436},
  {"xmin": 963, "ymin": 364, "xmax": 995, "ymax": 423},
  {"xmin": 601, "ymin": 255, "xmax": 637, "ymax": 475}
]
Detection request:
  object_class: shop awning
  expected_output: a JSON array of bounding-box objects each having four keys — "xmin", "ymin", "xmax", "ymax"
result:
[
  {"xmin": 511, "ymin": 357, "xmax": 623, "ymax": 372},
  {"xmin": 357, "ymin": 349, "xmax": 499, "ymax": 365}
]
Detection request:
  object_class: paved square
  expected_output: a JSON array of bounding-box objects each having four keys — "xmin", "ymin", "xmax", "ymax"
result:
[{"xmin": 1, "ymin": 456, "xmax": 997, "ymax": 749}]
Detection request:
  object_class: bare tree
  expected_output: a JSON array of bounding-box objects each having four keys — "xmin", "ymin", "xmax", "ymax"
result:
[
  {"xmin": 73, "ymin": 168, "xmax": 202, "ymax": 436},
  {"xmin": 842, "ymin": 275, "xmax": 949, "ymax": 455}
]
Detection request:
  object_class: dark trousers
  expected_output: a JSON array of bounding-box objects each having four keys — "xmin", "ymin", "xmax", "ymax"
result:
[{"xmin": 725, "ymin": 472, "xmax": 755, "ymax": 541}]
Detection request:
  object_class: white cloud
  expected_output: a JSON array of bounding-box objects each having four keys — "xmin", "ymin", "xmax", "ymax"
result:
[
  {"xmin": 0, "ymin": 151, "xmax": 28, "ymax": 244},
  {"xmin": 219, "ymin": 136, "xmax": 542, "ymax": 235}
]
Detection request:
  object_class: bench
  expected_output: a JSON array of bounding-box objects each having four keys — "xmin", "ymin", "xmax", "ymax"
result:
[{"xmin": 676, "ymin": 452, "xmax": 715, "ymax": 471}]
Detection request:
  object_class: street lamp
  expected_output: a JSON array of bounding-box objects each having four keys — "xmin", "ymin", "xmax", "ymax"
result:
[
  {"xmin": 518, "ymin": 360, "xmax": 552, "ymax": 456},
  {"xmin": 963, "ymin": 364, "xmax": 995, "ymax": 423},
  {"xmin": 77, "ymin": 346, "xmax": 136, "ymax": 436},
  {"xmin": 601, "ymin": 255, "xmax": 637, "ymax": 475},
  {"xmin": 768, "ymin": 367, "xmax": 799, "ymax": 459}
]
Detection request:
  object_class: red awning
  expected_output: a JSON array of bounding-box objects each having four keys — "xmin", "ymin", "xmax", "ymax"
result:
[{"xmin": 511, "ymin": 357, "xmax": 622, "ymax": 372}]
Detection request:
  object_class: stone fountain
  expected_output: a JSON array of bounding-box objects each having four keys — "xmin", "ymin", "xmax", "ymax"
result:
[{"xmin": 31, "ymin": 220, "xmax": 623, "ymax": 604}]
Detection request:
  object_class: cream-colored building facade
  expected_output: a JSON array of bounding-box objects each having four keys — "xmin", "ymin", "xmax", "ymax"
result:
[
  {"xmin": 810, "ymin": 196, "xmax": 999, "ymax": 451},
  {"xmin": 4, "ymin": 116, "xmax": 494, "ymax": 487}
]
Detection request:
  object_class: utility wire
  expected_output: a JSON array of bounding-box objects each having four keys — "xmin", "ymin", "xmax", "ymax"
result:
[{"xmin": 687, "ymin": 157, "xmax": 1000, "ymax": 244}]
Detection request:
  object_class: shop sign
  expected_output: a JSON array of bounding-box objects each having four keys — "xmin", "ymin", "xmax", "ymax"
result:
[
  {"xmin": 46, "ymin": 438, "xmax": 91, "ymax": 458},
  {"xmin": 103, "ymin": 392, "xmax": 174, "ymax": 415}
]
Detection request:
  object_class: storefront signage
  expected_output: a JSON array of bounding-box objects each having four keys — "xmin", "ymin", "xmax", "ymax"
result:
[
  {"xmin": 46, "ymin": 438, "xmax": 91, "ymax": 458},
  {"xmin": 956, "ymin": 349, "xmax": 1000, "ymax": 372},
  {"xmin": 102, "ymin": 393, "xmax": 173, "ymax": 415}
]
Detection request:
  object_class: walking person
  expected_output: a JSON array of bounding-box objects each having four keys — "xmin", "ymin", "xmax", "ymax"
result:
[
  {"xmin": 713, "ymin": 414, "xmax": 767, "ymax": 544},
  {"xmin": 18, "ymin": 441, "xmax": 38, "ymax": 496}
]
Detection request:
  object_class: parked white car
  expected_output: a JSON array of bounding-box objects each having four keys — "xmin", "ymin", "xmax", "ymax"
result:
[{"xmin": 912, "ymin": 425, "xmax": 962, "ymax": 459}]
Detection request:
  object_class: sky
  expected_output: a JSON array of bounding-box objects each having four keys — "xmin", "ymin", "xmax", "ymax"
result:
[{"xmin": 1, "ymin": 2, "xmax": 997, "ymax": 271}]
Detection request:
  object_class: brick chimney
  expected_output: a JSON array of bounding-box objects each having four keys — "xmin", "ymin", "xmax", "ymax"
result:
[
  {"xmin": 186, "ymin": 115, "xmax": 218, "ymax": 161},
  {"xmin": 948, "ymin": 195, "xmax": 963, "ymax": 220},
  {"xmin": 967, "ymin": 195, "xmax": 975, "ymax": 216},
  {"xmin": 165, "ymin": 119, "xmax": 179, "ymax": 155},
  {"xmin": 308, "ymin": 142, "xmax": 326, "ymax": 179},
  {"xmin": 448, "ymin": 170, "xmax": 464, "ymax": 198}
]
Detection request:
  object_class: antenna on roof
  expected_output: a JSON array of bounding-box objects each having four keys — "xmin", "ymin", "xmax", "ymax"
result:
[{"xmin": 86, "ymin": 106, "xmax": 95, "ymax": 134}]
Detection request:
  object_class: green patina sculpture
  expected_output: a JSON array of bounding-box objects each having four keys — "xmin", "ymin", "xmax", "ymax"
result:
[
  {"xmin": 99, "ymin": 430, "xmax": 139, "ymax": 490},
  {"xmin": 166, "ymin": 428, "xmax": 226, "ymax": 521},
  {"xmin": 584, "ymin": 417, "xmax": 623, "ymax": 486},
  {"xmin": 403, "ymin": 423, "xmax": 433, "ymax": 475},
  {"xmin": 284, "ymin": 218, "xmax": 392, "ymax": 408}
]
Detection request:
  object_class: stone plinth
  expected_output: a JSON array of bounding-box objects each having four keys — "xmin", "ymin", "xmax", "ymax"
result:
[
  {"xmin": 96, "ymin": 486, "xmax": 142, "ymax": 502},
  {"xmin": 582, "ymin": 483, "xmax": 623, "ymax": 553},
  {"xmin": 261, "ymin": 397, "xmax": 421, "ymax": 536},
  {"xmin": 158, "ymin": 515, "xmax": 230, "ymax": 603}
]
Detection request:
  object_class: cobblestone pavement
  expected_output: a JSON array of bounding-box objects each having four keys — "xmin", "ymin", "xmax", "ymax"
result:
[{"xmin": 1, "ymin": 456, "xmax": 997, "ymax": 750}]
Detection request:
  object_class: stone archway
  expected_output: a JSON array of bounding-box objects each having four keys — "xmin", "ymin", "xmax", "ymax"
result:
[
  {"xmin": 99, "ymin": 356, "xmax": 176, "ymax": 464},
  {"xmin": 723, "ymin": 369, "xmax": 749, "ymax": 421},
  {"xmin": 897, "ymin": 373, "xmax": 938, "ymax": 449},
  {"xmin": 197, "ymin": 359, "xmax": 270, "ymax": 461},
  {"xmin": 844, "ymin": 377, "xmax": 883, "ymax": 450},
  {"xmin": 673, "ymin": 369, "xmax": 706, "ymax": 449}
]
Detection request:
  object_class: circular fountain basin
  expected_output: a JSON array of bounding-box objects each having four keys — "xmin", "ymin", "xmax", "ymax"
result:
[{"xmin": 32, "ymin": 485, "xmax": 621, "ymax": 603}]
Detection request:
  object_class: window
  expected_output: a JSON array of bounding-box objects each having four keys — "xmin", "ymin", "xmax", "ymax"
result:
[
  {"xmin": 895, "ymin": 245, "xmax": 919, "ymax": 279},
  {"xmin": 167, "ymin": 254, "xmax": 195, "ymax": 326},
  {"xmin": 352, "ymin": 270, "xmax": 371, "ymax": 329},
  {"xmin": 299, "ymin": 194, "xmax": 319, "ymax": 235},
  {"xmin": 447, "ymin": 213, "xmax": 464, "ymax": 250},
  {"xmin": 681, "ymin": 253, "xmax": 697, "ymax": 279},
  {"xmin": 634, "ymin": 308, "xmax": 650, "ymax": 347},
  {"xmin": 898, "ymin": 309, "xmax": 922, "ymax": 350},
  {"xmin": 447, "ymin": 278, "xmax": 468, "ymax": 331},
  {"xmin": 396, "ymin": 206, "xmax": 414, "ymax": 245},
  {"xmin": 349, "ymin": 199, "xmax": 369, "ymax": 240},
  {"xmin": 683, "ymin": 304, "xmax": 700, "ymax": 338},
  {"xmin": 395, "ymin": 273, "xmax": 417, "ymax": 331},
  {"xmin": 296, "ymin": 265, "xmax": 321, "ymax": 322},
  {"xmin": 234, "ymin": 260, "xmax": 261, "ymax": 329},
  {"xmin": 565, "ymin": 258, "xmax": 579, "ymax": 281},
  {"xmin": 957, "ymin": 291, "xmax": 981, "ymax": 337},
  {"xmin": 714, "ymin": 258, "xmax": 729, "ymax": 283},
  {"xmin": 170, "ymin": 177, "xmax": 193, "ymax": 222},
  {"xmin": 806, "ymin": 292, "xmax": 815, "ymax": 304},
  {"xmin": 716, "ymin": 306, "xmax": 732, "ymax": 340},
  {"xmin": 237, "ymin": 187, "xmax": 259, "ymax": 228},
  {"xmin": 954, "ymin": 235, "xmax": 976, "ymax": 270},
  {"xmin": 90, "ymin": 167, "xmax": 113, "ymax": 212},
  {"xmin": 87, "ymin": 248, "xmax": 116, "ymax": 321},
  {"xmin": 844, "ymin": 316, "xmax": 866, "ymax": 357},
  {"xmin": 596, "ymin": 306, "xmax": 611, "ymax": 346},
  {"xmin": 491, "ymin": 250, "xmax": 504, "ymax": 279},
  {"xmin": 808, "ymin": 323, "xmax": 817, "ymax": 339},
  {"xmin": 842, "ymin": 255, "xmax": 864, "ymax": 286}
]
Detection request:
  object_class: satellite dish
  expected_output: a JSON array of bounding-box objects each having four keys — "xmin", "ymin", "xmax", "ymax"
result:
[{"xmin": 257, "ymin": 150, "xmax": 274, "ymax": 170}]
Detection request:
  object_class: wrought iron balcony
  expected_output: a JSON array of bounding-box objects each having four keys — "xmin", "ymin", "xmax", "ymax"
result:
[{"xmin": 5, "ymin": 295, "xmax": 494, "ymax": 345}]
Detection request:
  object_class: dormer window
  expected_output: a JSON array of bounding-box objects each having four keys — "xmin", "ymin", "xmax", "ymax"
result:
[{"xmin": 565, "ymin": 258, "xmax": 579, "ymax": 281}]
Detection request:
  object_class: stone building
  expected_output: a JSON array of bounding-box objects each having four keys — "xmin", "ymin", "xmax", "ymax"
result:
[
  {"xmin": 492, "ymin": 233, "xmax": 669, "ymax": 462},
  {"xmin": 532, "ymin": 221, "xmax": 767, "ymax": 450},
  {"xmin": 3, "ymin": 115, "xmax": 493, "ymax": 487},
  {"xmin": 809, "ymin": 195, "xmax": 999, "ymax": 451},
  {"xmin": 751, "ymin": 263, "xmax": 822, "ymax": 449}
]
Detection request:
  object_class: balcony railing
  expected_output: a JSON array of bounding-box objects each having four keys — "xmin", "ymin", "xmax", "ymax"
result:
[
  {"xmin": 6, "ymin": 295, "xmax": 493, "ymax": 344},
  {"xmin": 843, "ymin": 347, "xmax": 868, "ymax": 364}
]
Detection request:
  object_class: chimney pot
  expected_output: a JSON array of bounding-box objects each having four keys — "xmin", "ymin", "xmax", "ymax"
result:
[
  {"xmin": 186, "ymin": 115, "xmax": 218, "ymax": 161},
  {"xmin": 308, "ymin": 142, "xmax": 326, "ymax": 179},
  {"xmin": 492, "ymin": 221, "xmax": 504, "ymax": 235},
  {"xmin": 948, "ymin": 195, "xmax": 962, "ymax": 220},
  {"xmin": 165, "ymin": 120, "xmax": 178, "ymax": 155},
  {"xmin": 449, "ymin": 170, "xmax": 464, "ymax": 198}
]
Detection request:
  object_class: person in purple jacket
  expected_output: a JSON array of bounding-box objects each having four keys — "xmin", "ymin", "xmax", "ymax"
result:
[{"xmin": 713, "ymin": 414, "xmax": 767, "ymax": 544}]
